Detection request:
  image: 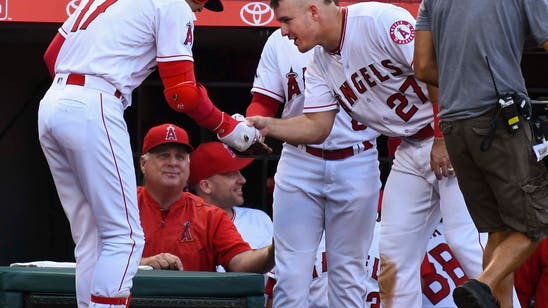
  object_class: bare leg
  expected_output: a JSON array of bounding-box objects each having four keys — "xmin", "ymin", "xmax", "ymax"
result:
[{"xmin": 479, "ymin": 231, "xmax": 539, "ymax": 308}]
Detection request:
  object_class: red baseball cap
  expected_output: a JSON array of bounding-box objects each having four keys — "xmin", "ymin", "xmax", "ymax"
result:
[
  {"xmin": 188, "ymin": 142, "xmax": 254, "ymax": 186},
  {"xmin": 142, "ymin": 124, "xmax": 193, "ymax": 154}
]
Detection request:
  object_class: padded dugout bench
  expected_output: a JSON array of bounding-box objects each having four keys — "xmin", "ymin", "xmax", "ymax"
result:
[{"xmin": 0, "ymin": 266, "xmax": 264, "ymax": 307}]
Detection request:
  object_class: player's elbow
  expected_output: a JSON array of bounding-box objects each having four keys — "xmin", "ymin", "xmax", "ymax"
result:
[
  {"xmin": 291, "ymin": 122, "xmax": 330, "ymax": 145},
  {"xmin": 303, "ymin": 112, "xmax": 334, "ymax": 144},
  {"xmin": 413, "ymin": 58, "xmax": 439, "ymax": 87},
  {"xmin": 413, "ymin": 62, "xmax": 429, "ymax": 82},
  {"xmin": 414, "ymin": 68, "xmax": 438, "ymax": 87}
]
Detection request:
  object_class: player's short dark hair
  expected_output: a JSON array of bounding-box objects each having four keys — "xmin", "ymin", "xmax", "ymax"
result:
[{"xmin": 270, "ymin": 0, "xmax": 338, "ymax": 10}]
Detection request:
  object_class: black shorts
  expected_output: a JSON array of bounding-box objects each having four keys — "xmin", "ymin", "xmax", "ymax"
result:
[{"xmin": 440, "ymin": 109, "xmax": 548, "ymax": 241}]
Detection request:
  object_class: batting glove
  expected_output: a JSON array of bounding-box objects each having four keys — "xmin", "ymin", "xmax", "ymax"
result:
[{"xmin": 218, "ymin": 113, "xmax": 264, "ymax": 152}]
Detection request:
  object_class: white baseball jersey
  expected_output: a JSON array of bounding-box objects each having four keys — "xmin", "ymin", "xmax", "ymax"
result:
[
  {"xmin": 232, "ymin": 206, "xmax": 273, "ymax": 248},
  {"xmin": 56, "ymin": 0, "xmax": 196, "ymax": 107},
  {"xmin": 304, "ymin": 2, "xmax": 432, "ymax": 137},
  {"xmin": 252, "ymin": 29, "xmax": 380, "ymax": 149},
  {"xmin": 216, "ymin": 206, "xmax": 273, "ymax": 272},
  {"xmin": 251, "ymin": 28, "xmax": 381, "ymax": 307}
]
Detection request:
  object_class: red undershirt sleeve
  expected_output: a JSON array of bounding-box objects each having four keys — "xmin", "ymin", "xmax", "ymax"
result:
[
  {"xmin": 246, "ymin": 92, "xmax": 281, "ymax": 117},
  {"xmin": 43, "ymin": 33, "xmax": 65, "ymax": 77}
]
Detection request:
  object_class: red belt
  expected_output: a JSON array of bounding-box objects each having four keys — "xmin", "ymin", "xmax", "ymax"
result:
[
  {"xmin": 408, "ymin": 125, "xmax": 434, "ymax": 140},
  {"xmin": 292, "ymin": 141, "xmax": 373, "ymax": 160},
  {"xmin": 91, "ymin": 294, "xmax": 131, "ymax": 306},
  {"xmin": 66, "ymin": 73, "xmax": 122, "ymax": 98}
]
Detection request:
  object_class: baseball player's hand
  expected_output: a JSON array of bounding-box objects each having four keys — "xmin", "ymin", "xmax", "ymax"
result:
[
  {"xmin": 246, "ymin": 115, "xmax": 273, "ymax": 135},
  {"xmin": 218, "ymin": 113, "xmax": 272, "ymax": 154},
  {"xmin": 430, "ymin": 137, "xmax": 454, "ymax": 180},
  {"xmin": 140, "ymin": 253, "xmax": 183, "ymax": 271}
]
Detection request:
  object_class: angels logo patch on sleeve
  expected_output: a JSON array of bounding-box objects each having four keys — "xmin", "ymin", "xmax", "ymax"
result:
[
  {"xmin": 390, "ymin": 20, "xmax": 415, "ymax": 44},
  {"xmin": 183, "ymin": 22, "xmax": 193, "ymax": 45}
]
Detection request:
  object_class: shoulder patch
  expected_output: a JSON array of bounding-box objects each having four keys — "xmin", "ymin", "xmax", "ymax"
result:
[{"xmin": 389, "ymin": 20, "xmax": 415, "ymax": 45}]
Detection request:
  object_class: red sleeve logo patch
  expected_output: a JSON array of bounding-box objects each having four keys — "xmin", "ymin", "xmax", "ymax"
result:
[{"xmin": 389, "ymin": 20, "xmax": 415, "ymax": 45}]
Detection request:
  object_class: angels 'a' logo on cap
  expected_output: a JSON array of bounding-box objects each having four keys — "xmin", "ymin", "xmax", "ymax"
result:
[
  {"xmin": 165, "ymin": 125, "xmax": 178, "ymax": 141},
  {"xmin": 389, "ymin": 20, "xmax": 415, "ymax": 45}
]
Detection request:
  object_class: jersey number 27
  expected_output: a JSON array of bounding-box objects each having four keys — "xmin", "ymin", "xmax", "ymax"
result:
[{"xmin": 387, "ymin": 76, "xmax": 428, "ymax": 122}]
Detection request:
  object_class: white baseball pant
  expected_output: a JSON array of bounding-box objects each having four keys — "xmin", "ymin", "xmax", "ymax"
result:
[
  {"xmin": 379, "ymin": 137, "xmax": 484, "ymax": 307},
  {"xmin": 272, "ymin": 144, "xmax": 380, "ymax": 307},
  {"xmin": 38, "ymin": 76, "xmax": 144, "ymax": 308}
]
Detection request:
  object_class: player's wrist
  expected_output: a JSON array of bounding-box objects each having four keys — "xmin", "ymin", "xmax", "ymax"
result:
[
  {"xmin": 214, "ymin": 112, "xmax": 238, "ymax": 137},
  {"xmin": 432, "ymin": 101, "xmax": 444, "ymax": 138}
]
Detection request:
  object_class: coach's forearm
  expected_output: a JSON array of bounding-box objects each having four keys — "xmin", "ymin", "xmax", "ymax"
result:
[{"xmin": 229, "ymin": 244, "xmax": 275, "ymax": 273}]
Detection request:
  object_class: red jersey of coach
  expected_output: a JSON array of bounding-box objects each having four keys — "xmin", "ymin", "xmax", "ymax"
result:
[{"xmin": 138, "ymin": 187, "xmax": 251, "ymax": 271}]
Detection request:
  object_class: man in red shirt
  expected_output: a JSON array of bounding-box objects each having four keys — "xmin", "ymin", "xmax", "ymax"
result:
[{"xmin": 137, "ymin": 123, "xmax": 274, "ymax": 272}]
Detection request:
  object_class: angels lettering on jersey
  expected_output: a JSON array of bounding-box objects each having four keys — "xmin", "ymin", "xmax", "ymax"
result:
[{"xmin": 335, "ymin": 60, "xmax": 427, "ymax": 123}]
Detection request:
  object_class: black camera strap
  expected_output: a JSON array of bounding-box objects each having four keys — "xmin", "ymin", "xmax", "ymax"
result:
[
  {"xmin": 480, "ymin": 107, "xmax": 500, "ymax": 152},
  {"xmin": 480, "ymin": 57, "xmax": 502, "ymax": 151}
]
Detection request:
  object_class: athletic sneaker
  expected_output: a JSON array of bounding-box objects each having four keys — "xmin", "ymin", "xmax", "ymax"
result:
[{"xmin": 453, "ymin": 279, "xmax": 500, "ymax": 308}]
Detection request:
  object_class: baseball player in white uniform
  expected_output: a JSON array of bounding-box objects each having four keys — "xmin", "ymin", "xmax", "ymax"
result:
[
  {"xmin": 248, "ymin": 1, "xmax": 485, "ymax": 307},
  {"xmin": 247, "ymin": 28, "xmax": 381, "ymax": 307},
  {"xmin": 38, "ymin": 0, "xmax": 260, "ymax": 307}
]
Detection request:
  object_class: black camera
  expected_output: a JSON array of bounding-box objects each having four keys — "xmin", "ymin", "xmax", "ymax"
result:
[{"xmin": 498, "ymin": 93, "xmax": 521, "ymax": 134}]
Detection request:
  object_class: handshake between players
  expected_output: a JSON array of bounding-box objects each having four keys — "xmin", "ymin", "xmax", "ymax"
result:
[{"xmin": 219, "ymin": 113, "xmax": 273, "ymax": 155}]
